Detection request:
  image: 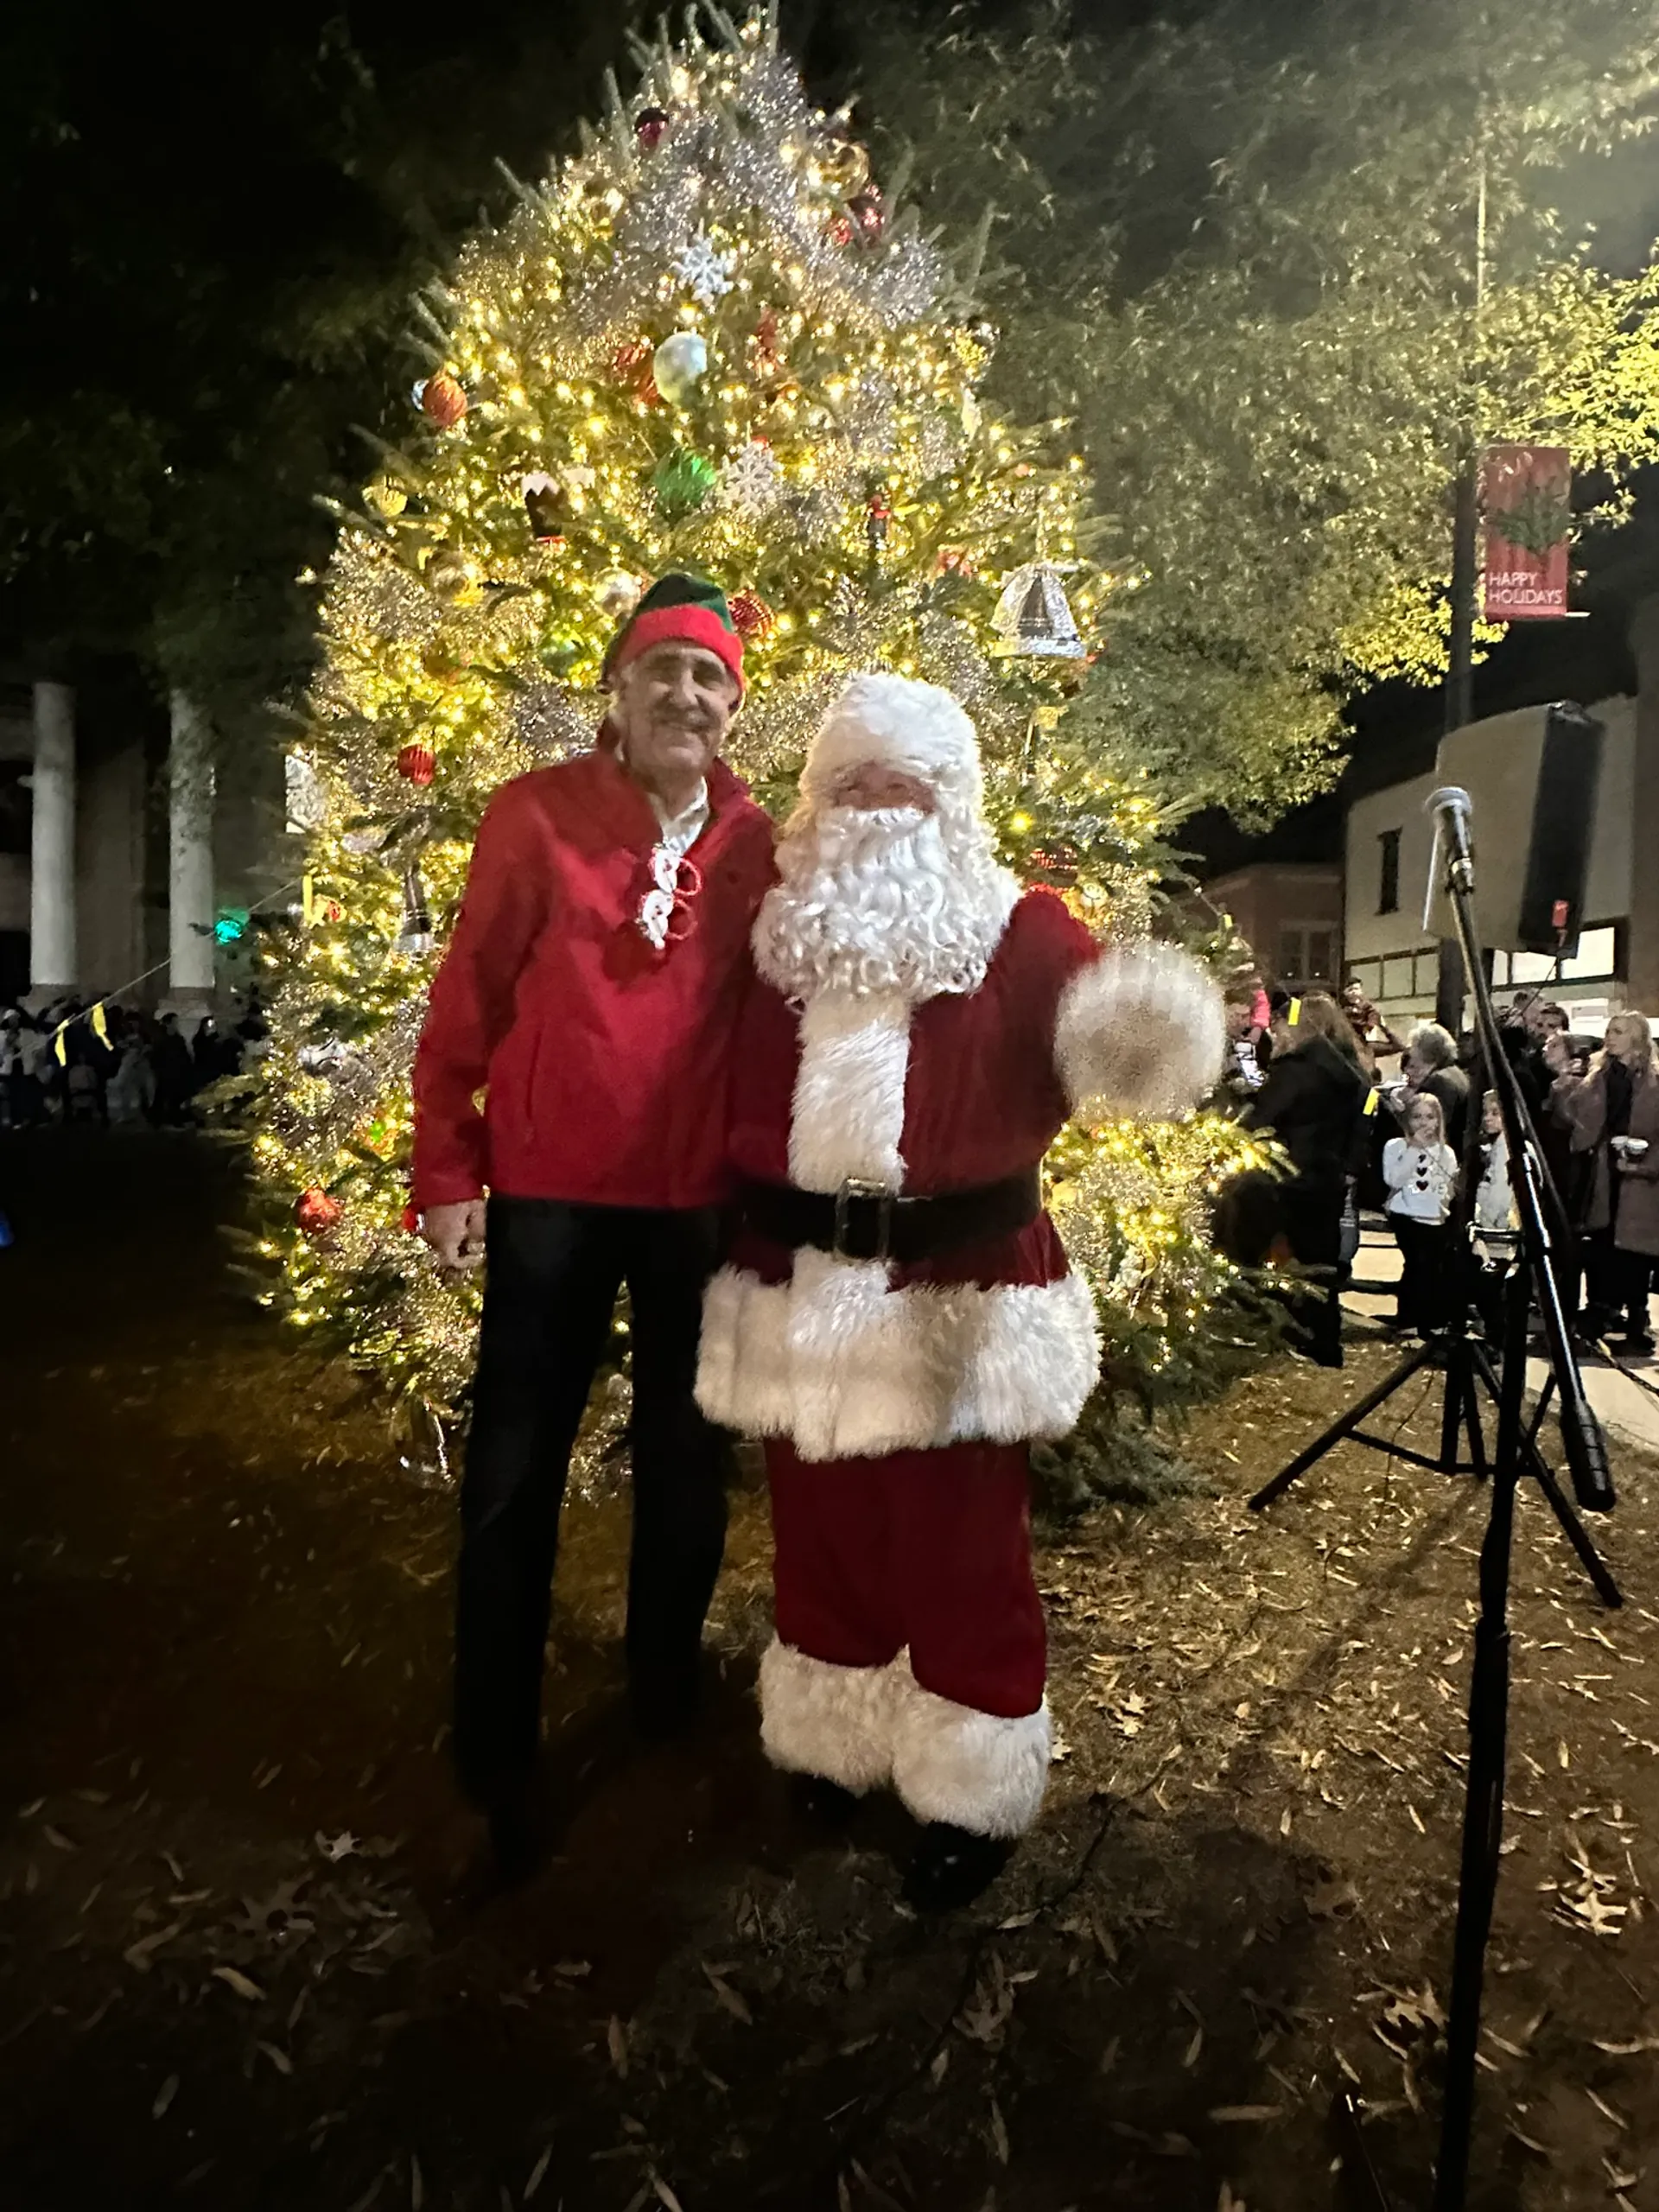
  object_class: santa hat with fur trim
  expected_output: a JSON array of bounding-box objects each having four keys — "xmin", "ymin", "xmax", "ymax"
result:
[{"xmin": 802, "ymin": 672, "xmax": 982, "ymax": 810}]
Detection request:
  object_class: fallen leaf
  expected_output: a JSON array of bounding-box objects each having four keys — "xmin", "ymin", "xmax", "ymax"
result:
[
  {"xmin": 1183, "ymin": 2024, "xmax": 1205, "ymax": 2069},
  {"xmin": 930, "ymin": 2049, "xmax": 950, "ymax": 2087},
  {"xmin": 524, "ymin": 2144, "xmax": 553, "ymax": 2199},
  {"xmin": 124, "ymin": 1919, "xmax": 184, "ymax": 1973},
  {"xmin": 989, "ymin": 2100, "xmax": 1009, "ymax": 2165},
  {"xmin": 1586, "ymin": 2088, "xmax": 1628, "ymax": 2130},
  {"xmin": 410, "ymin": 2153, "xmax": 424, "ymax": 2209},
  {"xmin": 257, "ymin": 2041, "xmax": 293, "ymax": 2076},
  {"xmin": 608, "ymin": 2017, "xmax": 629, "ymax": 2078},
  {"xmin": 43, "ymin": 1826, "xmax": 76, "ymax": 1853},
  {"xmin": 152, "ymin": 2074, "xmax": 180, "ymax": 2120},
  {"xmin": 650, "ymin": 2175, "xmax": 684, "ymax": 2212},
  {"xmin": 212, "ymin": 1967, "xmax": 265, "ymax": 2003},
  {"xmin": 701, "ymin": 1963, "xmax": 753, "ymax": 2024},
  {"xmin": 1208, "ymin": 2107, "xmax": 1283, "ymax": 2124}
]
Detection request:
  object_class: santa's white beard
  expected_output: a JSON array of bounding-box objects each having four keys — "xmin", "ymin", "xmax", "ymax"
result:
[{"xmin": 753, "ymin": 802, "xmax": 1019, "ymax": 1002}]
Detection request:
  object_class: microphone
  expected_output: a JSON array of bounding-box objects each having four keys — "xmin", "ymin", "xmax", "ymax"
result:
[
  {"xmin": 1423, "ymin": 785, "xmax": 1474, "ymax": 927},
  {"xmin": 1426, "ymin": 784, "xmax": 1473, "ymax": 861}
]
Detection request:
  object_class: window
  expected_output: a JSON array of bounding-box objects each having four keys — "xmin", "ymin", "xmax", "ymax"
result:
[
  {"xmin": 1277, "ymin": 925, "xmax": 1338, "ymax": 986},
  {"xmin": 1377, "ymin": 828, "xmax": 1402, "ymax": 915}
]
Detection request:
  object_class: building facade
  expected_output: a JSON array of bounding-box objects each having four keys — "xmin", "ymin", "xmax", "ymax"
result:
[
  {"xmin": 1344, "ymin": 695, "xmax": 1637, "ymax": 1030},
  {"xmin": 1198, "ymin": 861, "xmax": 1344, "ymax": 994}
]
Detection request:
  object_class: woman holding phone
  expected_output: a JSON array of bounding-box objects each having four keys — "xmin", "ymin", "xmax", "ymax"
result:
[{"xmin": 1555, "ymin": 1011, "xmax": 1659, "ymax": 1354}]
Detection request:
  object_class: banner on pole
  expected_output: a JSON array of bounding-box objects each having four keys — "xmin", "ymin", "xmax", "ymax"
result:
[{"xmin": 1480, "ymin": 443, "xmax": 1572, "ymax": 620}]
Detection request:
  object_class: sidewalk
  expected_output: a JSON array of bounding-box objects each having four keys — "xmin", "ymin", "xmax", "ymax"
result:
[{"xmin": 1343, "ymin": 1221, "xmax": 1659, "ymax": 1458}]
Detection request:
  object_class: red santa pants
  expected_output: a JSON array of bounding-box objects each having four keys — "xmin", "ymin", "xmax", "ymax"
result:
[
  {"xmin": 767, "ymin": 1437, "xmax": 1046, "ymax": 1712},
  {"xmin": 761, "ymin": 1439, "xmax": 1052, "ymax": 1838}
]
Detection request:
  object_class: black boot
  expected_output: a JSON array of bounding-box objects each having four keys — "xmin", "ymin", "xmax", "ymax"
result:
[
  {"xmin": 901, "ymin": 1822, "xmax": 1014, "ymax": 1913},
  {"xmin": 629, "ymin": 1655, "xmax": 702, "ymax": 1742},
  {"xmin": 787, "ymin": 1771, "xmax": 861, "ymax": 1828},
  {"xmin": 484, "ymin": 1783, "xmax": 543, "ymax": 1891}
]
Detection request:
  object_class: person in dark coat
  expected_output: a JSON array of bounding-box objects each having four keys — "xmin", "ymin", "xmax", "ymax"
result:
[
  {"xmin": 151, "ymin": 1014, "xmax": 195, "ymax": 1126},
  {"xmin": 1230, "ymin": 990, "xmax": 1371, "ymax": 1367},
  {"xmin": 1554, "ymin": 1011, "xmax": 1659, "ymax": 1353},
  {"xmin": 1387, "ymin": 1020, "xmax": 1471, "ymax": 1157}
]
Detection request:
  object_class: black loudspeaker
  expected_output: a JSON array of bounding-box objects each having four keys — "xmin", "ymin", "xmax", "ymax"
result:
[
  {"xmin": 1517, "ymin": 703, "xmax": 1604, "ymax": 952},
  {"xmin": 1434, "ymin": 701, "xmax": 1605, "ymax": 953}
]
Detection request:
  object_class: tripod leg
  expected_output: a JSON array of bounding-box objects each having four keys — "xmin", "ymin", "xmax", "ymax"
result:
[
  {"xmin": 1525, "ymin": 1371, "xmax": 1556, "ymax": 1452},
  {"xmin": 1249, "ymin": 1344, "xmax": 1434, "ymax": 1510},
  {"xmin": 1520, "ymin": 1444, "xmax": 1624, "ymax": 1610},
  {"xmin": 1470, "ymin": 1345, "xmax": 1622, "ymax": 1610},
  {"xmin": 1461, "ymin": 1368, "xmax": 1488, "ymax": 1480},
  {"xmin": 1433, "ymin": 1270, "xmax": 1527, "ymax": 2212}
]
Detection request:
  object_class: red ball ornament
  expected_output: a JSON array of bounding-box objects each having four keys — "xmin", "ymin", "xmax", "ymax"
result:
[
  {"xmin": 296, "ymin": 1187, "xmax": 345, "ymax": 1237},
  {"xmin": 865, "ymin": 493, "xmax": 893, "ymax": 550},
  {"xmin": 401, "ymin": 1203, "xmax": 422, "ymax": 1236},
  {"xmin": 827, "ymin": 214, "xmax": 855, "ymax": 249},
  {"xmin": 935, "ymin": 546, "xmax": 976, "ymax": 578},
  {"xmin": 397, "ymin": 742, "xmax": 437, "ymax": 786},
  {"xmin": 635, "ymin": 106, "xmax": 670, "ymax": 151},
  {"xmin": 728, "ymin": 590, "xmax": 775, "ymax": 642},
  {"xmin": 420, "ymin": 372, "xmax": 468, "ymax": 430},
  {"xmin": 611, "ymin": 338, "xmax": 661, "ymax": 407}
]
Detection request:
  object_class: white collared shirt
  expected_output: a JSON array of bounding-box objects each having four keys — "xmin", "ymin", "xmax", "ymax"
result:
[{"xmin": 650, "ymin": 780, "xmax": 709, "ymax": 860}]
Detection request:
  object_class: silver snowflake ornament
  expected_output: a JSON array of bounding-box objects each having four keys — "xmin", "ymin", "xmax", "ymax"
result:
[
  {"xmin": 717, "ymin": 439, "xmax": 785, "ymax": 518},
  {"xmin": 674, "ymin": 231, "xmax": 736, "ymax": 307}
]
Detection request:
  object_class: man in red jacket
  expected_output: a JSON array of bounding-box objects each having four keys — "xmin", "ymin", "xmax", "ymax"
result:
[{"xmin": 411, "ymin": 574, "xmax": 775, "ymax": 1878}]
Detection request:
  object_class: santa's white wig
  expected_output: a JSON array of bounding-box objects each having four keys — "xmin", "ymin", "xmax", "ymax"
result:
[{"xmin": 753, "ymin": 672, "xmax": 1020, "ymax": 1003}]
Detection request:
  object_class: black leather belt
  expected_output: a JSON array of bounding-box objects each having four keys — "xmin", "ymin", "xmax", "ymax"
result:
[{"xmin": 736, "ymin": 1168, "xmax": 1041, "ymax": 1265}]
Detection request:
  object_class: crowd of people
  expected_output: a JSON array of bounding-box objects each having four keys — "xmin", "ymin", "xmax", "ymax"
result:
[
  {"xmin": 1215, "ymin": 976, "xmax": 1659, "ymax": 1365},
  {"xmin": 0, "ymin": 993, "xmax": 268, "ymax": 1131}
]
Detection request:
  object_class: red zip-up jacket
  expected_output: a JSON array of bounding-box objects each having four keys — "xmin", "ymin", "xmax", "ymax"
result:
[{"xmin": 410, "ymin": 741, "xmax": 775, "ymax": 1212}]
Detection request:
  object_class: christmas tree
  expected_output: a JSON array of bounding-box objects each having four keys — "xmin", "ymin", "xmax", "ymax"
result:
[{"xmin": 252, "ymin": 6, "xmax": 1271, "ymax": 1428}]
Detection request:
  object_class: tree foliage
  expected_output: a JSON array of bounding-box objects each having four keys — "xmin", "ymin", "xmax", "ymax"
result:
[{"xmin": 849, "ymin": 0, "xmax": 1659, "ymax": 823}]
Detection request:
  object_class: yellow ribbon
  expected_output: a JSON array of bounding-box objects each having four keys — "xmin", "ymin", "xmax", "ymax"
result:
[
  {"xmin": 1287, "ymin": 996, "xmax": 1303, "ymax": 1027},
  {"xmin": 1363, "ymin": 1087, "xmax": 1379, "ymax": 1116}
]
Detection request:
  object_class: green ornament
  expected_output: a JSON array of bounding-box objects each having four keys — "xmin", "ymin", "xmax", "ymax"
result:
[{"xmin": 654, "ymin": 447, "xmax": 717, "ymax": 518}]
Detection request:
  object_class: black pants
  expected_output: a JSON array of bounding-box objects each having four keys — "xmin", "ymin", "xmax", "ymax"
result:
[
  {"xmin": 1392, "ymin": 1217, "xmax": 1450, "ymax": 1331},
  {"xmin": 454, "ymin": 1196, "xmax": 728, "ymax": 1804},
  {"xmin": 1581, "ymin": 1230, "xmax": 1655, "ymax": 1340},
  {"xmin": 1281, "ymin": 1177, "xmax": 1345, "ymax": 1366}
]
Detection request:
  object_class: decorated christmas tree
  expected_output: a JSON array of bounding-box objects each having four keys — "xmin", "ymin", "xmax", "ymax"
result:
[{"xmin": 252, "ymin": 5, "xmax": 1273, "ymax": 1430}]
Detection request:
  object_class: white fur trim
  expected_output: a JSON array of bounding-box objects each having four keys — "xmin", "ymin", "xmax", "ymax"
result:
[
  {"xmin": 802, "ymin": 673, "xmax": 983, "ymax": 810},
  {"xmin": 788, "ymin": 990, "xmax": 911, "ymax": 1193},
  {"xmin": 758, "ymin": 1638, "xmax": 899, "ymax": 1793},
  {"xmin": 892, "ymin": 1674, "xmax": 1052, "ymax": 1839},
  {"xmin": 1055, "ymin": 944, "xmax": 1225, "ymax": 1122},
  {"xmin": 696, "ymin": 1255, "xmax": 1101, "ymax": 1460}
]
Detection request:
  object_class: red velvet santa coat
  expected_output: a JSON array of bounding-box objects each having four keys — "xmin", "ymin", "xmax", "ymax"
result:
[
  {"xmin": 696, "ymin": 888, "xmax": 1155, "ymax": 1458},
  {"xmin": 410, "ymin": 745, "xmax": 774, "ymax": 1211}
]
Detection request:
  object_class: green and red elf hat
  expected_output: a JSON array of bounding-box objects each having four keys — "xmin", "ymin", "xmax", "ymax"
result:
[{"xmin": 601, "ymin": 572, "xmax": 746, "ymax": 696}]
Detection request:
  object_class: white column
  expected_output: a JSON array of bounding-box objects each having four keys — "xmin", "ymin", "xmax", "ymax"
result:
[
  {"xmin": 166, "ymin": 690, "xmax": 217, "ymax": 1010},
  {"xmin": 27, "ymin": 680, "xmax": 77, "ymax": 1001}
]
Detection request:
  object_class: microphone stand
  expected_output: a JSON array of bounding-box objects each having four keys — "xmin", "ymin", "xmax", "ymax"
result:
[
  {"xmin": 1426, "ymin": 787, "xmax": 1616, "ymax": 2212},
  {"xmin": 1249, "ymin": 789, "xmax": 1619, "ymax": 2210}
]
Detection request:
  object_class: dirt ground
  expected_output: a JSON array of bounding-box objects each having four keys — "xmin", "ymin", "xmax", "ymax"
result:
[{"xmin": 3, "ymin": 1130, "xmax": 1659, "ymax": 2212}]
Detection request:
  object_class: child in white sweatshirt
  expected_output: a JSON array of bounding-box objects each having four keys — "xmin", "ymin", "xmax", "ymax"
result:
[{"xmin": 1383, "ymin": 1092, "xmax": 1459, "ymax": 1331}]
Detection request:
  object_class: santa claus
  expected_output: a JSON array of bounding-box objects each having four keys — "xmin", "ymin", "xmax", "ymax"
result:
[{"xmin": 696, "ymin": 671, "xmax": 1224, "ymax": 1909}]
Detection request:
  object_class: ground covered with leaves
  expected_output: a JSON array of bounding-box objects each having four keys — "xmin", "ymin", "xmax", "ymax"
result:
[{"xmin": 3, "ymin": 1132, "xmax": 1658, "ymax": 2212}]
